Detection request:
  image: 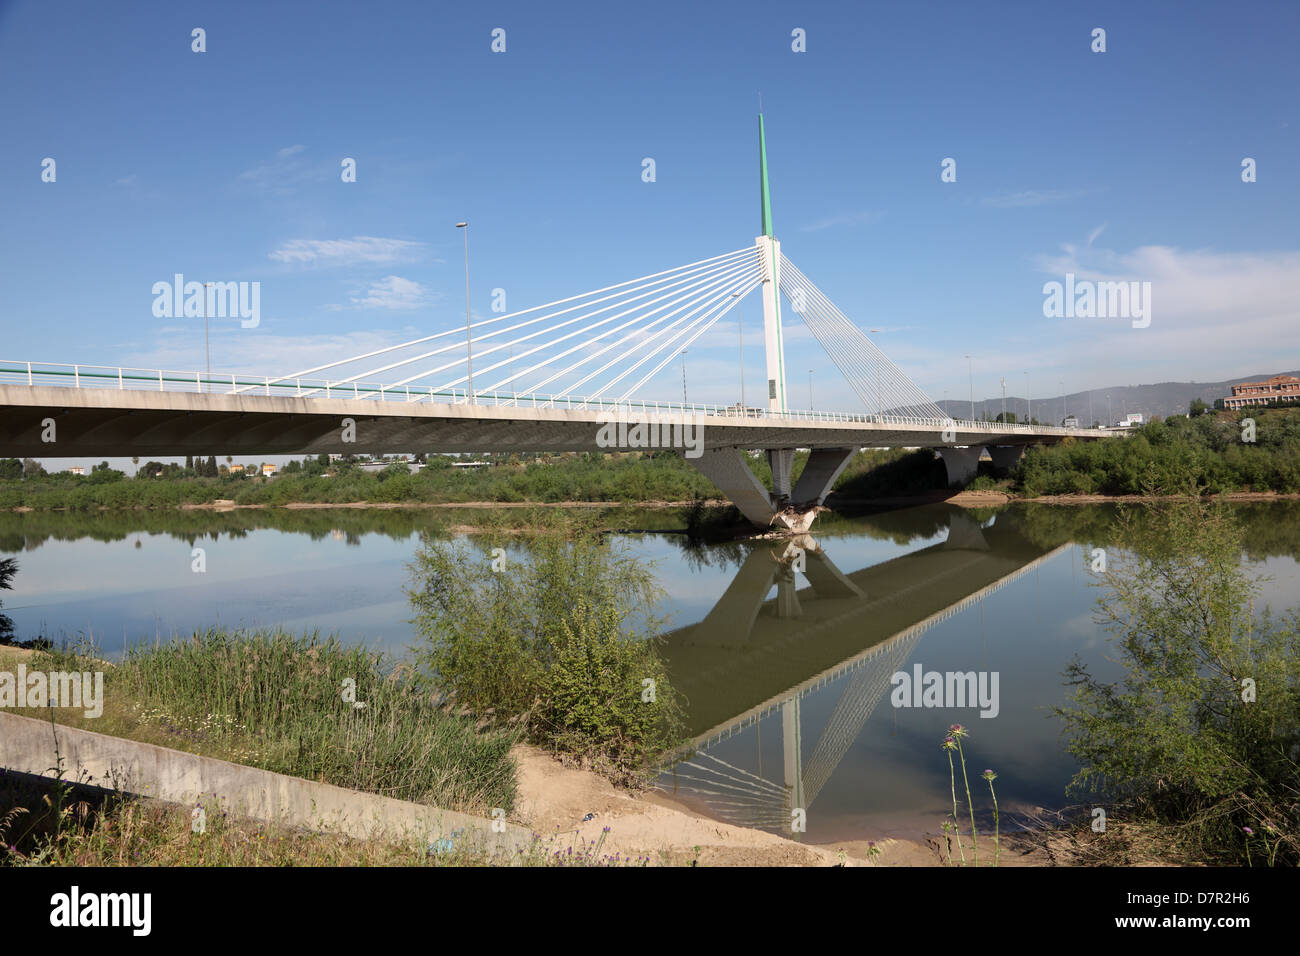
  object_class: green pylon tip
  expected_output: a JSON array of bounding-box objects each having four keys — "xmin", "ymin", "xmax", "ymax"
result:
[{"xmin": 759, "ymin": 114, "xmax": 774, "ymax": 238}]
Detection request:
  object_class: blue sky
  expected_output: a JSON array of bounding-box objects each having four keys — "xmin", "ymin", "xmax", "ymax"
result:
[{"xmin": 2, "ymin": 0, "xmax": 1297, "ymax": 421}]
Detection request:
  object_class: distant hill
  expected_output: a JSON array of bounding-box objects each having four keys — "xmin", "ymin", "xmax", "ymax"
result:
[{"xmin": 936, "ymin": 371, "xmax": 1300, "ymax": 426}]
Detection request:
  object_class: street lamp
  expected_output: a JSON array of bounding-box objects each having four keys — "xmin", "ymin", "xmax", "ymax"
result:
[
  {"xmin": 1024, "ymin": 371, "xmax": 1031, "ymax": 424},
  {"xmin": 456, "ymin": 222, "xmax": 473, "ymax": 403},
  {"xmin": 680, "ymin": 349, "xmax": 688, "ymax": 405},
  {"xmin": 733, "ymin": 292, "xmax": 744, "ymax": 412},
  {"xmin": 808, "ymin": 369, "xmax": 814, "ymax": 411},
  {"xmin": 965, "ymin": 354, "xmax": 974, "ymax": 422},
  {"xmin": 870, "ymin": 328, "xmax": 882, "ymax": 420},
  {"xmin": 1000, "ymin": 377, "xmax": 1006, "ymax": 423},
  {"xmin": 1060, "ymin": 380, "xmax": 1065, "ymax": 424}
]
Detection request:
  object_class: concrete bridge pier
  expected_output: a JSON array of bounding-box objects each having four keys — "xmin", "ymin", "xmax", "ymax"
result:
[
  {"xmin": 937, "ymin": 446, "xmax": 984, "ymax": 485},
  {"xmin": 767, "ymin": 448, "xmax": 795, "ymax": 505},
  {"xmin": 689, "ymin": 447, "xmax": 782, "ymax": 527},
  {"xmin": 790, "ymin": 447, "xmax": 856, "ymax": 509},
  {"xmin": 987, "ymin": 445, "xmax": 1027, "ymax": 472},
  {"xmin": 689, "ymin": 446, "xmax": 858, "ymax": 533}
]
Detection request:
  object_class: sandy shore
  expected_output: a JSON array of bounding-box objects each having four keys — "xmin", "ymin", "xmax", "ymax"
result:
[{"xmin": 510, "ymin": 744, "xmax": 1056, "ymax": 867}]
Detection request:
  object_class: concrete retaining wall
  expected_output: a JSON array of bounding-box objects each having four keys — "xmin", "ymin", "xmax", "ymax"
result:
[{"xmin": 0, "ymin": 711, "xmax": 533, "ymax": 857}]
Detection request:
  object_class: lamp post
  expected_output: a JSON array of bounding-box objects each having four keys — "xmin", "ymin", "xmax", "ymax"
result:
[
  {"xmin": 808, "ymin": 369, "xmax": 813, "ymax": 411},
  {"xmin": 455, "ymin": 222, "xmax": 473, "ymax": 403},
  {"xmin": 966, "ymin": 354, "xmax": 974, "ymax": 422},
  {"xmin": 1024, "ymin": 371, "xmax": 1031, "ymax": 424},
  {"xmin": 1060, "ymin": 380, "xmax": 1066, "ymax": 424},
  {"xmin": 1000, "ymin": 377, "xmax": 1006, "ymax": 423},
  {"xmin": 870, "ymin": 328, "xmax": 882, "ymax": 420},
  {"xmin": 733, "ymin": 292, "xmax": 744, "ymax": 412},
  {"xmin": 680, "ymin": 349, "xmax": 688, "ymax": 405}
]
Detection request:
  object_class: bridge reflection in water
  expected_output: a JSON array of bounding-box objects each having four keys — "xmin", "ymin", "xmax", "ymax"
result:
[{"xmin": 655, "ymin": 506, "xmax": 1070, "ymax": 835}]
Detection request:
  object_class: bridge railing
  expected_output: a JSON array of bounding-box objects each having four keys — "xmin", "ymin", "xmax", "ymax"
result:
[{"xmin": 0, "ymin": 360, "xmax": 1095, "ymax": 437}]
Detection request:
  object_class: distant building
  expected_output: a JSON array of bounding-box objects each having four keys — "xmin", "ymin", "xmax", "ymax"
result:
[
  {"xmin": 67, "ymin": 466, "xmax": 85, "ymax": 475},
  {"xmin": 359, "ymin": 459, "xmax": 418, "ymax": 474},
  {"xmin": 1107, "ymin": 413, "xmax": 1144, "ymax": 429},
  {"xmin": 1224, "ymin": 374, "xmax": 1300, "ymax": 410},
  {"xmin": 229, "ymin": 464, "xmax": 245, "ymax": 473},
  {"xmin": 261, "ymin": 463, "xmax": 277, "ymax": 476}
]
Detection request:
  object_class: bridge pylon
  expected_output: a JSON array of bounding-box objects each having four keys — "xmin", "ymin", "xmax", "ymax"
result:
[{"xmin": 757, "ymin": 114, "xmax": 787, "ymax": 416}]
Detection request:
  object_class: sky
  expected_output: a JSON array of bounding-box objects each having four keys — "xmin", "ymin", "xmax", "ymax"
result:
[{"xmin": 2, "ymin": 0, "xmax": 1297, "ymax": 445}]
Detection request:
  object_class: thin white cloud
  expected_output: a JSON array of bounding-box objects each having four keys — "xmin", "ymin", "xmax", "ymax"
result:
[
  {"xmin": 979, "ymin": 189, "xmax": 1094, "ymax": 208},
  {"xmin": 125, "ymin": 330, "xmax": 421, "ymax": 379},
  {"xmin": 1086, "ymin": 223, "xmax": 1107, "ymax": 247},
  {"xmin": 345, "ymin": 275, "xmax": 431, "ymax": 310},
  {"xmin": 799, "ymin": 210, "xmax": 884, "ymax": 232},
  {"xmin": 236, "ymin": 145, "xmax": 329, "ymax": 193},
  {"xmin": 269, "ymin": 236, "xmax": 428, "ymax": 268},
  {"xmin": 909, "ymin": 240, "xmax": 1300, "ymax": 395}
]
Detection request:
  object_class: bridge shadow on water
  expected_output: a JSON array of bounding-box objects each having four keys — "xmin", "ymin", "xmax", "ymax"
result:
[{"xmin": 654, "ymin": 503, "xmax": 1076, "ymax": 839}]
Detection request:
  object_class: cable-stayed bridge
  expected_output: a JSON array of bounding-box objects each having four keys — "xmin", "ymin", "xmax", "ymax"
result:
[{"xmin": 0, "ymin": 115, "xmax": 1109, "ymax": 531}]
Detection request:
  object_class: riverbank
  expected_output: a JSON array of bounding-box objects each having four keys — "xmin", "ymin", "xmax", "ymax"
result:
[{"xmin": 11, "ymin": 488, "xmax": 1300, "ymax": 516}]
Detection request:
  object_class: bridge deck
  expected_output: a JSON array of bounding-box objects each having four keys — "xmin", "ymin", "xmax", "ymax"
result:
[{"xmin": 0, "ymin": 381, "xmax": 1105, "ymax": 457}]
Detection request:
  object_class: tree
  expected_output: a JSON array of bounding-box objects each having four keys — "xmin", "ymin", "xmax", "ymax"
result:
[
  {"xmin": 21, "ymin": 458, "xmax": 45, "ymax": 478},
  {"xmin": 205, "ymin": 455, "xmax": 218, "ymax": 477},
  {"xmin": 0, "ymin": 458, "xmax": 22, "ymax": 481},
  {"xmin": 0, "ymin": 556, "xmax": 16, "ymax": 643},
  {"xmin": 186, "ymin": 454, "xmax": 194, "ymax": 471},
  {"xmin": 1057, "ymin": 495, "xmax": 1300, "ymax": 864},
  {"xmin": 1189, "ymin": 398, "xmax": 1208, "ymax": 417}
]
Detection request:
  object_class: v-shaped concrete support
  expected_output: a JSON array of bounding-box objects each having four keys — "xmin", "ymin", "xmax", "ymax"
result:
[{"xmin": 688, "ymin": 445, "xmax": 860, "ymax": 533}]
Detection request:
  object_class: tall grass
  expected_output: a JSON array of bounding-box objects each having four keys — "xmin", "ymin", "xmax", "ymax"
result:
[{"xmin": 115, "ymin": 629, "xmax": 518, "ymax": 813}]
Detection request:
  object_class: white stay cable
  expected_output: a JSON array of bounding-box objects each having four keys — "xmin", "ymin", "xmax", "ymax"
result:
[
  {"xmin": 583, "ymin": 271, "xmax": 761, "ymax": 403},
  {"xmin": 430, "ymin": 250, "xmax": 761, "ymax": 394},
  {"xmin": 615, "ymin": 272, "xmax": 764, "ymax": 402},
  {"xmin": 239, "ymin": 245, "xmax": 756, "ymax": 392},
  {"xmin": 780, "ymin": 254, "xmax": 945, "ymax": 419},
  {"xmin": 552, "ymin": 264, "xmax": 763, "ymax": 401},
  {"xmin": 300, "ymin": 248, "xmax": 758, "ymax": 396},
  {"xmin": 487, "ymin": 254, "xmax": 762, "ymax": 397}
]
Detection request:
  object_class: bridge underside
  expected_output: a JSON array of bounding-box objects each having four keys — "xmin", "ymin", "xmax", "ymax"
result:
[{"xmin": 0, "ymin": 385, "xmax": 1092, "ymax": 531}]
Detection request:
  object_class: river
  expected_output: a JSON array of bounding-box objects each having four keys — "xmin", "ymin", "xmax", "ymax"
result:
[{"xmin": 4, "ymin": 500, "xmax": 1299, "ymax": 843}]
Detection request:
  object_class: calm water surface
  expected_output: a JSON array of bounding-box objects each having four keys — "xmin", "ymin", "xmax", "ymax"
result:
[{"xmin": 5, "ymin": 502, "xmax": 1299, "ymax": 843}]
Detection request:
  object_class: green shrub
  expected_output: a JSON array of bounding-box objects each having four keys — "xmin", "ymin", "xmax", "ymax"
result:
[{"xmin": 407, "ymin": 533, "xmax": 683, "ymax": 783}]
